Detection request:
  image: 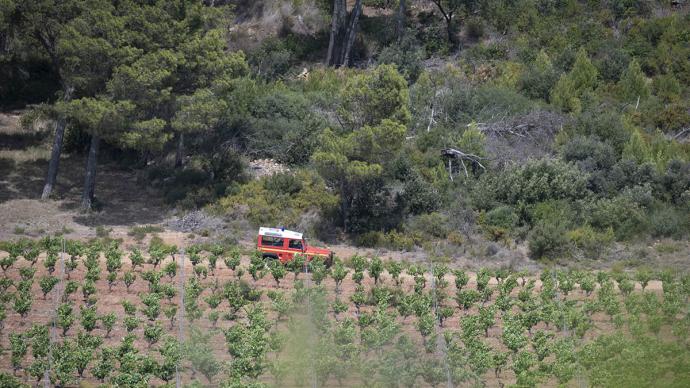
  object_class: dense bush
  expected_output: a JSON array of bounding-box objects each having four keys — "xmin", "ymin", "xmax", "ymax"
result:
[
  {"xmin": 218, "ymin": 170, "xmax": 338, "ymax": 230},
  {"xmin": 570, "ymin": 109, "xmax": 630, "ymax": 153},
  {"xmin": 246, "ymin": 89, "xmax": 324, "ymax": 164},
  {"xmin": 561, "ymin": 136, "xmax": 617, "ymax": 173},
  {"xmin": 584, "ymin": 195, "xmax": 649, "ymax": 240},
  {"xmin": 338, "ymin": 64, "xmax": 411, "ymax": 129},
  {"xmin": 155, "ymin": 151, "xmax": 248, "ymax": 209},
  {"xmin": 648, "ymin": 205, "xmax": 687, "ymax": 239},
  {"xmin": 596, "ymin": 49, "xmax": 630, "ymax": 83},
  {"xmin": 248, "ymin": 38, "xmax": 294, "ymax": 80},
  {"xmin": 477, "ymin": 159, "xmax": 590, "ymax": 207},
  {"xmin": 442, "ymin": 84, "xmax": 534, "ymax": 125},
  {"xmin": 397, "ymin": 171, "xmax": 442, "ymax": 215},
  {"xmin": 528, "ymin": 221, "xmax": 568, "ymax": 260},
  {"xmin": 566, "ymin": 225, "xmax": 614, "ymax": 259},
  {"xmin": 658, "ymin": 160, "xmax": 690, "ymax": 205},
  {"xmin": 377, "ymin": 35, "xmax": 426, "ymax": 83},
  {"xmin": 550, "ymin": 48, "xmax": 599, "ymax": 113},
  {"xmin": 480, "ymin": 206, "xmax": 519, "ymax": 241},
  {"xmin": 518, "ymin": 50, "xmax": 559, "ymax": 101},
  {"xmin": 407, "ymin": 213, "xmax": 449, "ymax": 239}
]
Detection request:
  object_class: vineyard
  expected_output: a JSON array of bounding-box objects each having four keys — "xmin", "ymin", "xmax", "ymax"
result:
[{"xmin": 0, "ymin": 236, "xmax": 689, "ymax": 388}]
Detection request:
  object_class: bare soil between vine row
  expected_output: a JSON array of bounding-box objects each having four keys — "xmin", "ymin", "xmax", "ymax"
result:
[{"xmin": 0, "ymin": 245, "xmax": 665, "ymax": 387}]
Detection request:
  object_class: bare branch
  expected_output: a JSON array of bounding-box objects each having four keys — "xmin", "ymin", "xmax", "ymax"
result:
[
  {"xmin": 459, "ymin": 158, "xmax": 468, "ymax": 178},
  {"xmin": 441, "ymin": 147, "xmax": 487, "ymax": 180}
]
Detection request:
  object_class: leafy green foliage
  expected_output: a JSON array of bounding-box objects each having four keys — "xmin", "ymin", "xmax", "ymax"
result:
[
  {"xmin": 551, "ymin": 48, "xmax": 599, "ymax": 113},
  {"xmin": 339, "ymin": 64, "xmax": 411, "ymax": 128}
]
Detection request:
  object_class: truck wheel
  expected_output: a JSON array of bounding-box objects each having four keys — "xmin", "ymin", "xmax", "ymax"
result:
[{"xmin": 262, "ymin": 254, "xmax": 278, "ymax": 263}]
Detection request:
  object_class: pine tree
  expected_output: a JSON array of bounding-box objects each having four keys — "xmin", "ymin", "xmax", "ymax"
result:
[
  {"xmin": 622, "ymin": 128, "xmax": 651, "ymax": 164},
  {"xmin": 618, "ymin": 59, "xmax": 650, "ymax": 102},
  {"xmin": 551, "ymin": 48, "xmax": 598, "ymax": 113}
]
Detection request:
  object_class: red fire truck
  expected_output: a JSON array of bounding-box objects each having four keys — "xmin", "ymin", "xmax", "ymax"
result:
[{"xmin": 257, "ymin": 227, "xmax": 333, "ymax": 265}]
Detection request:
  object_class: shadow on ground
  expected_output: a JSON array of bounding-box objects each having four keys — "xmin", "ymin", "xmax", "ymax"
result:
[{"xmin": 0, "ymin": 153, "xmax": 170, "ymax": 228}]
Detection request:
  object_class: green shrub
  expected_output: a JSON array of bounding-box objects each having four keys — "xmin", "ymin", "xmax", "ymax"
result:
[
  {"xmin": 247, "ymin": 89, "xmax": 324, "ymax": 164},
  {"xmin": 383, "ymin": 231, "xmax": 417, "ymax": 251},
  {"xmin": 356, "ymin": 230, "xmax": 419, "ymax": 251},
  {"xmin": 480, "ymin": 206, "xmax": 519, "ymax": 241},
  {"xmin": 418, "ymin": 21, "xmax": 450, "ymax": 56},
  {"xmin": 518, "ymin": 50, "xmax": 559, "ymax": 101},
  {"xmin": 160, "ymin": 154, "xmax": 247, "ymax": 209},
  {"xmin": 356, "ymin": 231, "xmax": 384, "ymax": 248},
  {"xmin": 128, "ymin": 225, "xmax": 164, "ymax": 241},
  {"xmin": 466, "ymin": 42, "xmax": 509, "ymax": 61},
  {"xmin": 377, "ymin": 34, "xmax": 426, "ymax": 82},
  {"xmin": 653, "ymin": 102, "xmax": 690, "ymax": 133},
  {"xmin": 570, "ymin": 109, "xmax": 630, "ymax": 153},
  {"xmin": 659, "ymin": 160, "xmax": 690, "ymax": 205},
  {"xmin": 218, "ymin": 169, "xmax": 338, "ymax": 228},
  {"xmin": 585, "ymin": 195, "xmax": 649, "ymax": 240},
  {"xmin": 248, "ymin": 38, "xmax": 293, "ymax": 80},
  {"xmin": 606, "ymin": 160, "xmax": 658, "ymax": 194},
  {"xmin": 595, "ymin": 46, "xmax": 630, "ymax": 82},
  {"xmin": 477, "ymin": 159, "xmax": 590, "ymax": 208},
  {"xmin": 619, "ymin": 184, "xmax": 654, "ymax": 209},
  {"xmin": 528, "ymin": 221, "xmax": 568, "ymax": 260},
  {"xmin": 398, "ymin": 171, "xmax": 442, "ymax": 215},
  {"xmin": 442, "ymin": 84, "xmax": 534, "ymax": 126},
  {"xmin": 617, "ymin": 59, "xmax": 650, "ymax": 102},
  {"xmin": 550, "ymin": 48, "xmax": 599, "ymax": 113},
  {"xmin": 339, "ymin": 64, "xmax": 411, "ymax": 128},
  {"xmin": 652, "ymin": 74, "xmax": 682, "ymax": 103},
  {"xmin": 561, "ymin": 136, "xmax": 617, "ymax": 172},
  {"xmin": 263, "ymin": 173, "xmax": 303, "ymax": 195},
  {"xmin": 408, "ymin": 213, "xmax": 449, "ymax": 239},
  {"xmin": 649, "ymin": 205, "xmax": 687, "ymax": 239},
  {"xmin": 465, "ymin": 18, "xmax": 485, "ymax": 41},
  {"xmin": 566, "ymin": 225, "xmax": 614, "ymax": 259}
]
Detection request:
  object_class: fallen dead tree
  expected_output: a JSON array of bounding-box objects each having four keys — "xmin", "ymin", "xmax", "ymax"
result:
[
  {"xmin": 441, "ymin": 148, "xmax": 487, "ymax": 180},
  {"xmin": 473, "ymin": 109, "xmax": 566, "ymax": 139},
  {"xmin": 476, "ymin": 109, "xmax": 570, "ymax": 168}
]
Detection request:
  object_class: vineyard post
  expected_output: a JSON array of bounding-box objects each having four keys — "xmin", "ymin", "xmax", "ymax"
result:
[
  {"xmin": 305, "ymin": 258, "xmax": 317, "ymax": 388},
  {"xmin": 44, "ymin": 237, "xmax": 66, "ymax": 387},
  {"xmin": 176, "ymin": 248, "xmax": 185, "ymax": 388},
  {"xmin": 426, "ymin": 257, "xmax": 453, "ymax": 388},
  {"xmin": 552, "ymin": 270, "xmax": 586, "ymax": 388}
]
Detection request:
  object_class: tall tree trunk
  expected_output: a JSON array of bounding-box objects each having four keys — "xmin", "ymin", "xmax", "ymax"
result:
[
  {"xmin": 80, "ymin": 134, "xmax": 100, "ymax": 211},
  {"xmin": 41, "ymin": 85, "xmax": 73, "ymax": 200},
  {"xmin": 41, "ymin": 118, "xmax": 67, "ymax": 200},
  {"xmin": 396, "ymin": 0, "xmax": 406, "ymax": 43},
  {"xmin": 341, "ymin": 0, "xmax": 362, "ymax": 67},
  {"xmin": 175, "ymin": 132, "xmax": 184, "ymax": 167},
  {"xmin": 446, "ymin": 16, "xmax": 455, "ymax": 45},
  {"xmin": 340, "ymin": 182, "xmax": 350, "ymax": 233},
  {"xmin": 430, "ymin": 1, "xmax": 456, "ymax": 45},
  {"xmin": 326, "ymin": 0, "xmax": 347, "ymax": 66}
]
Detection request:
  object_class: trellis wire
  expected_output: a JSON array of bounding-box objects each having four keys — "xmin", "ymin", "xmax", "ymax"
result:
[
  {"xmin": 552, "ymin": 269, "xmax": 587, "ymax": 388},
  {"xmin": 426, "ymin": 257, "xmax": 453, "ymax": 388},
  {"xmin": 44, "ymin": 237, "xmax": 66, "ymax": 387},
  {"xmin": 304, "ymin": 257, "xmax": 318, "ymax": 388},
  {"xmin": 176, "ymin": 248, "xmax": 186, "ymax": 388}
]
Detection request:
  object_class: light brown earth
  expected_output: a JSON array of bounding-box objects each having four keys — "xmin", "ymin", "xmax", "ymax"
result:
[{"xmin": 0, "ymin": 245, "xmax": 666, "ymax": 387}]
